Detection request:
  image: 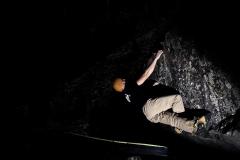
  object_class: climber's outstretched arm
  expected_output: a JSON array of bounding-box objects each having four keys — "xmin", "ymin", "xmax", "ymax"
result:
[{"xmin": 136, "ymin": 50, "xmax": 163, "ymax": 85}]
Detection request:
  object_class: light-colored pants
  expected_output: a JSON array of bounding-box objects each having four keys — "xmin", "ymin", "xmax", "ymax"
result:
[{"xmin": 142, "ymin": 95, "xmax": 197, "ymax": 133}]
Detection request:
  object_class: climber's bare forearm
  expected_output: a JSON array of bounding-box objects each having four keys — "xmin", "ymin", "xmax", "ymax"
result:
[{"xmin": 136, "ymin": 50, "xmax": 163, "ymax": 85}]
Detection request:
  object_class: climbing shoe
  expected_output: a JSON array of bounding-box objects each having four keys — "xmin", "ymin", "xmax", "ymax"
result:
[
  {"xmin": 174, "ymin": 127, "xmax": 192, "ymax": 135},
  {"xmin": 194, "ymin": 112, "xmax": 211, "ymax": 130},
  {"xmin": 174, "ymin": 127, "xmax": 183, "ymax": 134}
]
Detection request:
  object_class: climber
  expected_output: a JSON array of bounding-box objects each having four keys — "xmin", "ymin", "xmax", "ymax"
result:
[{"xmin": 112, "ymin": 50, "xmax": 211, "ymax": 134}]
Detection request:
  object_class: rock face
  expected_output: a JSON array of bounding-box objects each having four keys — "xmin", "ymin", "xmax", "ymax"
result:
[
  {"xmin": 45, "ymin": 1, "xmax": 240, "ymax": 155},
  {"xmin": 48, "ymin": 26, "xmax": 240, "ymax": 156},
  {"xmin": 160, "ymin": 29, "xmax": 240, "ymax": 133},
  {"xmin": 5, "ymin": 0, "xmax": 240, "ymax": 158},
  {"xmin": 156, "ymin": 28, "xmax": 240, "ymax": 152}
]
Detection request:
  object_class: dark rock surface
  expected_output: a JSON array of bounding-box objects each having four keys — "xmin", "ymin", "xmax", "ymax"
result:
[{"xmin": 3, "ymin": 0, "xmax": 240, "ymax": 159}]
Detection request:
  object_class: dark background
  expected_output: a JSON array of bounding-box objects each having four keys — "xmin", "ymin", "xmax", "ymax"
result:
[
  {"xmin": 3, "ymin": 0, "xmax": 239, "ymax": 92},
  {"xmin": 3, "ymin": 0, "xmax": 184, "ymax": 122},
  {"xmin": 3, "ymin": 0, "xmax": 240, "ymax": 159}
]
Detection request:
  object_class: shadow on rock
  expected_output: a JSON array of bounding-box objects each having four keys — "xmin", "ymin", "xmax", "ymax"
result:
[{"xmin": 215, "ymin": 108, "xmax": 240, "ymax": 135}]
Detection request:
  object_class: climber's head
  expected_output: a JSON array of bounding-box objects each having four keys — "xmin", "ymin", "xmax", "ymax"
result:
[{"xmin": 112, "ymin": 78, "xmax": 126, "ymax": 92}]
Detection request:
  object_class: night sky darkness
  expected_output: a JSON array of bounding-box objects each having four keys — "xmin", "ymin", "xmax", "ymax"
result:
[
  {"xmin": 3, "ymin": 1, "xmax": 120, "ymax": 123},
  {"xmin": 3, "ymin": 0, "xmax": 178, "ymax": 121},
  {"xmin": 3, "ymin": 0, "xmax": 240, "ymax": 159},
  {"xmin": 4, "ymin": 1, "xmax": 146, "ymax": 98},
  {"xmin": 4, "ymin": 1, "xmax": 239, "ymax": 92}
]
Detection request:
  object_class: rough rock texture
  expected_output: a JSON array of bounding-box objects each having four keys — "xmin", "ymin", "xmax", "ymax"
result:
[
  {"xmin": 47, "ymin": 26, "xmax": 240, "ymax": 157},
  {"xmin": 4, "ymin": 0, "xmax": 240, "ymax": 159},
  {"xmin": 42, "ymin": 2, "xmax": 240, "ymax": 156},
  {"xmin": 158, "ymin": 28, "xmax": 240, "ymax": 152},
  {"xmin": 159, "ymin": 29, "xmax": 240, "ymax": 133}
]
